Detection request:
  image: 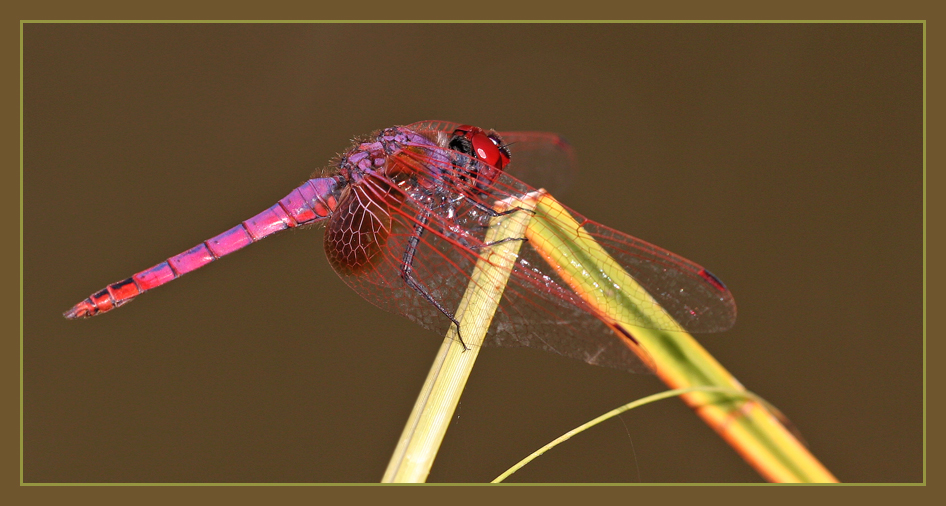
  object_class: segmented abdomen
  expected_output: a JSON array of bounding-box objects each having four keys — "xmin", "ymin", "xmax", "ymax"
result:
[{"xmin": 64, "ymin": 177, "xmax": 342, "ymax": 319}]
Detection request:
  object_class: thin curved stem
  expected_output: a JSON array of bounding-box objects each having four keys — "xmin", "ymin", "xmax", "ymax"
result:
[{"xmin": 493, "ymin": 386, "xmax": 772, "ymax": 483}]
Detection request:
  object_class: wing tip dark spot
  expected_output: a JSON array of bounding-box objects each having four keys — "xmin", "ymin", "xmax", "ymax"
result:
[{"xmin": 698, "ymin": 268, "xmax": 728, "ymax": 292}]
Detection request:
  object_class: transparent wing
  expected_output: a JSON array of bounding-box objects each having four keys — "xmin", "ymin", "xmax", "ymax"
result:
[
  {"xmin": 398, "ymin": 137, "xmax": 736, "ymax": 335},
  {"xmin": 497, "ymin": 130, "xmax": 576, "ymax": 196},
  {"xmin": 325, "ymin": 130, "xmax": 734, "ymax": 372}
]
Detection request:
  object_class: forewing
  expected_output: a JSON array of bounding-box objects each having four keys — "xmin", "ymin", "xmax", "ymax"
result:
[
  {"xmin": 486, "ymin": 173, "xmax": 736, "ymax": 333},
  {"xmin": 569, "ymin": 215, "xmax": 738, "ymax": 334},
  {"xmin": 466, "ymin": 170, "xmax": 735, "ymax": 371},
  {"xmin": 497, "ymin": 130, "xmax": 577, "ymax": 196}
]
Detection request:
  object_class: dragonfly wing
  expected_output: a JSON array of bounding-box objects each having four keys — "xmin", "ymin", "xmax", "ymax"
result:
[
  {"xmin": 325, "ymin": 223, "xmax": 469, "ymax": 338},
  {"xmin": 497, "ymin": 130, "xmax": 577, "ymax": 196},
  {"xmin": 574, "ymin": 218, "xmax": 737, "ymax": 334},
  {"xmin": 326, "ymin": 134, "xmax": 734, "ymax": 372},
  {"xmin": 323, "ymin": 160, "xmax": 487, "ymax": 339},
  {"xmin": 324, "ymin": 172, "xmax": 651, "ymax": 371},
  {"xmin": 487, "ymin": 244, "xmax": 654, "ymax": 371},
  {"xmin": 486, "ymin": 170, "xmax": 737, "ymax": 335},
  {"xmin": 474, "ymin": 176, "xmax": 737, "ymax": 371}
]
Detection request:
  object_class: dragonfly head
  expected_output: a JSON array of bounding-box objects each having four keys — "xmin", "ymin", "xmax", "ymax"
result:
[{"xmin": 448, "ymin": 125, "xmax": 511, "ymax": 171}]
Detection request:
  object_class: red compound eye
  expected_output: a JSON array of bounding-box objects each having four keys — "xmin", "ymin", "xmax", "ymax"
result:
[
  {"xmin": 450, "ymin": 125, "xmax": 510, "ymax": 170},
  {"xmin": 469, "ymin": 130, "xmax": 502, "ymax": 167}
]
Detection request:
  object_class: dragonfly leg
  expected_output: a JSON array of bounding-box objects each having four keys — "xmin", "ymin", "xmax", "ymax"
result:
[
  {"xmin": 469, "ymin": 236, "xmax": 528, "ymax": 251},
  {"xmin": 485, "ymin": 236, "xmax": 527, "ymax": 247},
  {"xmin": 469, "ymin": 198, "xmax": 535, "ymax": 218},
  {"xmin": 400, "ymin": 212, "xmax": 468, "ymax": 350}
]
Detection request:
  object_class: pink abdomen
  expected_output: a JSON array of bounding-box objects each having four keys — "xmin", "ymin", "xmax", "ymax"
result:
[{"xmin": 64, "ymin": 177, "xmax": 342, "ymax": 319}]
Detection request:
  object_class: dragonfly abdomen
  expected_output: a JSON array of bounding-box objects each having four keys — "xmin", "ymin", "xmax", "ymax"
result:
[{"xmin": 64, "ymin": 177, "xmax": 343, "ymax": 319}]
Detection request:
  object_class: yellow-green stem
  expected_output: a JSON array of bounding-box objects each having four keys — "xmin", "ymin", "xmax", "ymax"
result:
[
  {"xmin": 381, "ymin": 191, "xmax": 541, "ymax": 483},
  {"xmin": 525, "ymin": 193, "xmax": 837, "ymax": 483}
]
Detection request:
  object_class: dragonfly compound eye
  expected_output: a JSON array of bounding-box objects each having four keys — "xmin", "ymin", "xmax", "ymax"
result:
[
  {"xmin": 486, "ymin": 131, "xmax": 511, "ymax": 170},
  {"xmin": 448, "ymin": 125, "xmax": 511, "ymax": 171}
]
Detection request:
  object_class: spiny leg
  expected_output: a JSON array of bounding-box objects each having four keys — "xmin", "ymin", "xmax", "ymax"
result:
[
  {"xmin": 465, "ymin": 200, "xmax": 536, "ymax": 240},
  {"xmin": 469, "ymin": 198, "xmax": 535, "ymax": 218},
  {"xmin": 399, "ymin": 212, "xmax": 468, "ymax": 350},
  {"xmin": 471, "ymin": 236, "xmax": 528, "ymax": 251}
]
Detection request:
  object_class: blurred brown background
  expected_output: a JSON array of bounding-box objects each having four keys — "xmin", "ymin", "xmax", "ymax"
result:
[{"xmin": 23, "ymin": 23, "xmax": 922, "ymax": 483}]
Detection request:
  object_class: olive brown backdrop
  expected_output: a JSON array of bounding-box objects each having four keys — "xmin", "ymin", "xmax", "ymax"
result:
[{"xmin": 23, "ymin": 23, "xmax": 922, "ymax": 483}]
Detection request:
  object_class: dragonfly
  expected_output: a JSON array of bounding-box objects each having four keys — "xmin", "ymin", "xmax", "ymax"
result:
[{"xmin": 65, "ymin": 121, "xmax": 736, "ymax": 372}]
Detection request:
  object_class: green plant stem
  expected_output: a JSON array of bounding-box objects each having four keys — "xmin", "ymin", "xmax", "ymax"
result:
[
  {"xmin": 381, "ymin": 191, "xmax": 541, "ymax": 483},
  {"xmin": 524, "ymin": 194, "xmax": 837, "ymax": 483}
]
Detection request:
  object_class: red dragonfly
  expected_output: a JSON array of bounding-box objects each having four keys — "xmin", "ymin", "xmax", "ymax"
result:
[{"xmin": 65, "ymin": 121, "xmax": 736, "ymax": 372}]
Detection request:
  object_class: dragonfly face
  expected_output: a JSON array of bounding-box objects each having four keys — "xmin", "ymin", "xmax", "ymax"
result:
[
  {"xmin": 447, "ymin": 125, "xmax": 511, "ymax": 194},
  {"xmin": 448, "ymin": 125, "xmax": 511, "ymax": 170}
]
